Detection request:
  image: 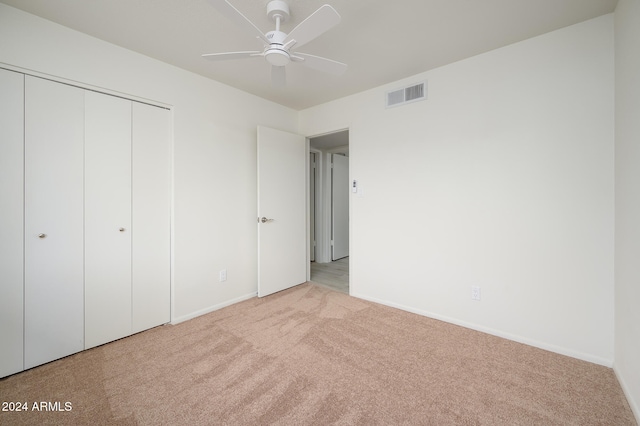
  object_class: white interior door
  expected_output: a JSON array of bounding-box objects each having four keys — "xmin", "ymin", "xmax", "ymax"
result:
[
  {"xmin": 0, "ymin": 68, "xmax": 24, "ymax": 377},
  {"xmin": 310, "ymin": 152, "xmax": 317, "ymax": 262},
  {"xmin": 257, "ymin": 126, "xmax": 307, "ymax": 297},
  {"xmin": 132, "ymin": 102, "xmax": 171, "ymax": 332},
  {"xmin": 24, "ymin": 76, "xmax": 85, "ymax": 369},
  {"xmin": 331, "ymin": 154, "xmax": 349, "ymax": 260},
  {"xmin": 84, "ymin": 92, "xmax": 132, "ymax": 349}
]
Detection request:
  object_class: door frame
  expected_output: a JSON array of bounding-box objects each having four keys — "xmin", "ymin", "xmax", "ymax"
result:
[{"xmin": 306, "ymin": 129, "xmax": 350, "ymax": 285}]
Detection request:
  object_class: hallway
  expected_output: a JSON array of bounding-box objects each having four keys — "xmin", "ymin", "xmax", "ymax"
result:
[{"xmin": 309, "ymin": 257, "xmax": 348, "ymax": 293}]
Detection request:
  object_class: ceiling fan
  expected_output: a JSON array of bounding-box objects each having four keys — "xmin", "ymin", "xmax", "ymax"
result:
[{"xmin": 202, "ymin": 0, "xmax": 347, "ymax": 86}]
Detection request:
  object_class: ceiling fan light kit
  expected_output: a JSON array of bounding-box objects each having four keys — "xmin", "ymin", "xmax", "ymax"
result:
[
  {"xmin": 203, "ymin": 0, "xmax": 347, "ymax": 86},
  {"xmin": 264, "ymin": 30, "xmax": 291, "ymax": 67}
]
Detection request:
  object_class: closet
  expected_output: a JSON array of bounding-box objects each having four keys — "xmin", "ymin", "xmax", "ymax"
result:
[
  {"xmin": 84, "ymin": 91, "xmax": 133, "ymax": 349},
  {"xmin": 0, "ymin": 69, "xmax": 171, "ymax": 378},
  {"xmin": 24, "ymin": 74, "xmax": 86, "ymax": 369},
  {"xmin": 0, "ymin": 68, "xmax": 25, "ymax": 378}
]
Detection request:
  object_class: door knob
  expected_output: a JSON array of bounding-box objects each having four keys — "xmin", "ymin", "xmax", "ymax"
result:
[
  {"xmin": 38, "ymin": 233, "xmax": 46, "ymax": 238},
  {"xmin": 260, "ymin": 217, "xmax": 274, "ymax": 223},
  {"xmin": 119, "ymin": 227, "xmax": 126, "ymax": 232}
]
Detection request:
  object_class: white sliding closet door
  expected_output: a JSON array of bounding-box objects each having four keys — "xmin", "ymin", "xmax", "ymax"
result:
[
  {"xmin": 85, "ymin": 92, "xmax": 133, "ymax": 349},
  {"xmin": 0, "ymin": 68, "xmax": 25, "ymax": 377},
  {"xmin": 24, "ymin": 76, "xmax": 85, "ymax": 369},
  {"xmin": 132, "ymin": 102, "xmax": 171, "ymax": 332}
]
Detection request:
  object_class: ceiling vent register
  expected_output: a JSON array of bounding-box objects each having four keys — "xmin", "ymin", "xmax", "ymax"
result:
[{"xmin": 386, "ymin": 82, "xmax": 427, "ymax": 108}]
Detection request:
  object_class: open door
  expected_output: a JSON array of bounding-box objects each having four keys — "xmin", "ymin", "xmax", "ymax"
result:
[
  {"xmin": 310, "ymin": 152, "xmax": 317, "ymax": 262},
  {"xmin": 331, "ymin": 153, "xmax": 349, "ymax": 260},
  {"xmin": 257, "ymin": 126, "xmax": 307, "ymax": 297}
]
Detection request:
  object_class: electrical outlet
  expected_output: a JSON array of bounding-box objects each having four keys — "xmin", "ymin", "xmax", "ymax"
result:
[
  {"xmin": 219, "ymin": 269, "xmax": 227, "ymax": 282},
  {"xmin": 471, "ymin": 286, "xmax": 481, "ymax": 301}
]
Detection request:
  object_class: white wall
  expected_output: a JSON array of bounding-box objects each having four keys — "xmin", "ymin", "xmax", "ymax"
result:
[
  {"xmin": 300, "ymin": 15, "xmax": 615, "ymax": 365},
  {"xmin": 0, "ymin": 3, "xmax": 299, "ymax": 322},
  {"xmin": 614, "ymin": 0, "xmax": 640, "ymax": 420}
]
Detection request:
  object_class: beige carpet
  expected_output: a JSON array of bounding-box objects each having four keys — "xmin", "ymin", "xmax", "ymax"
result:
[{"xmin": 0, "ymin": 283, "xmax": 635, "ymax": 425}]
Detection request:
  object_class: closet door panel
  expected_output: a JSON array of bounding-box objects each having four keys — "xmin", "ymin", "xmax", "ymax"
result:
[
  {"xmin": 24, "ymin": 76, "xmax": 85, "ymax": 369},
  {"xmin": 132, "ymin": 103, "xmax": 171, "ymax": 332},
  {"xmin": 0, "ymin": 69, "xmax": 25, "ymax": 378},
  {"xmin": 85, "ymin": 92, "xmax": 132, "ymax": 349}
]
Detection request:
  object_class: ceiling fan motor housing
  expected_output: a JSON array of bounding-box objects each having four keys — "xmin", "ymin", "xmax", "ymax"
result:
[{"xmin": 265, "ymin": 30, "xmax": 290, "ymax": 66}]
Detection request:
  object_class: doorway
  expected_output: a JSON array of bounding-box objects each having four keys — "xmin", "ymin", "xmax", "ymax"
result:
[{"xmin": 309, "ymin": 130, "xmax": 349, "ymax": 294}]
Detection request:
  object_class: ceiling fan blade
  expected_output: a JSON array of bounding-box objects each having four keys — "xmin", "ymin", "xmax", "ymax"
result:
[
  {"xmin": 202, "ymin": 51, "xmax": 262, "ymax": 61},
  {"xmin": 207, "ymin": 0, "xmax": 269, "ymax": 44},
  {"xmin": 283, "ymin": 4, "xmax": 340, "ymax": 49},
  {"xmin": 271, "ymin": 66, "xmax": 286, "ymax": 87},
  {"xmin": 292, "ymin": 52, "xmax": 347, "ymax": 75}
]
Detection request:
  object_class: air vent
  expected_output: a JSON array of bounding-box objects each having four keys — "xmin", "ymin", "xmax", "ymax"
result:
[
  {"xmin": 387, "ymin": 89, "xmax": 405, "ymax": 106},
  {"xmin": 386, "ymin": 81, "xmax": 427, "ymax": 108}
]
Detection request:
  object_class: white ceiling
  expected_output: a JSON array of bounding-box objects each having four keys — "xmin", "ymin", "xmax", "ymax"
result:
[{"xmin": 1, "ymin": 0, "xmax": 618, "ymax": 110}]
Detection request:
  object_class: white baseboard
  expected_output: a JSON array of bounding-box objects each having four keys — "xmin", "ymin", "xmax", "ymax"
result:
[
  {"xmin": 614, "ymin": 365, "xmax": 640, "ymax": 424},
  {"xmin": 351, "ymin": 291, "xmax": 613, "ymax": 368},
  {"xmin": 170, "ymin": 291, "xmax": 257, "ymax": 325}
]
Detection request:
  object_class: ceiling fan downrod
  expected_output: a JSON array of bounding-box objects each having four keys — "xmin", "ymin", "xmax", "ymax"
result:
[
  {"xmin": 265, "ymin": 1, "xmax": 292, "ymax": 66},
  {"xmin": 267, "ymin": 0, "xmax": 289, "ymax": 31}
]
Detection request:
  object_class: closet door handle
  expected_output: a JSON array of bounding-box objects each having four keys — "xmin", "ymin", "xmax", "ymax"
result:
[
  {"xmin": 119, "ymin": 227, "xmax": 126, "ymax": 232},
  {"xmin": 38, "ymin": 233, "xmax": 46, "ymax": 238}
]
